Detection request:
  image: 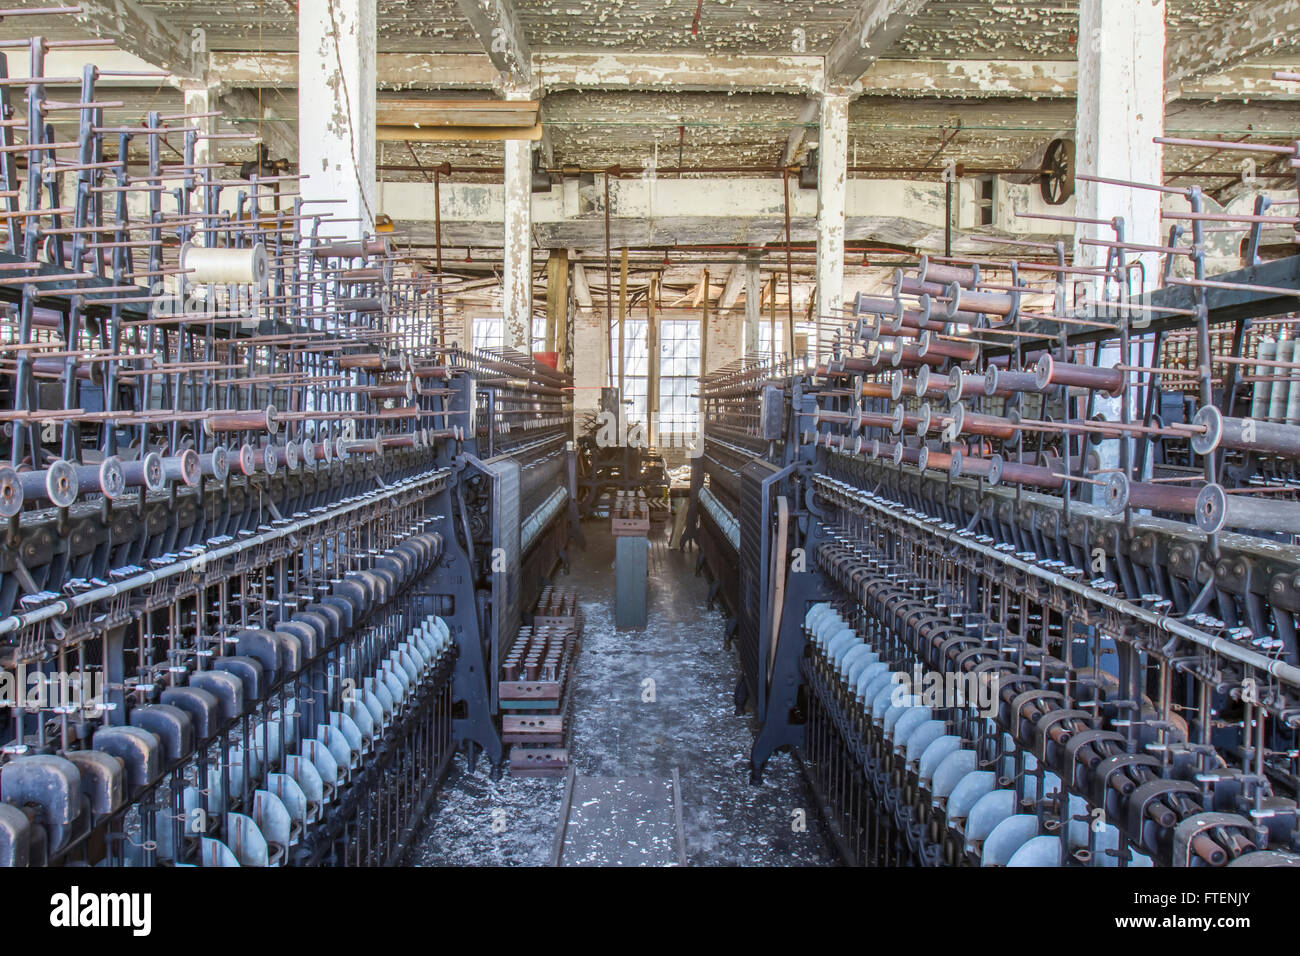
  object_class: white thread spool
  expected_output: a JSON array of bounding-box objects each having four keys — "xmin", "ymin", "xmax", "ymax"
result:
[{"xmin": 179, "ymin": 242, "xmax": 269, "ymax": 289}]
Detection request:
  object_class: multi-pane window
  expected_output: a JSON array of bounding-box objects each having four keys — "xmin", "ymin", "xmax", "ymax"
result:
[
  {"xmin": 659, "ymin": 319, "xmax": 700, "ymax": 438},
  {"xmin": 757, "ymin": 321, "xmax": 817, "ymax": 360},
  {"xmin": 610, "ymin": 319, "xmax": 649, "ymax": 429},
  {"xmin": 473, "ymin": 315, "xmax": 548, "ymax": 354},
  {"xmin": 472, "ymin": 315, "xmax": 503, "ymax": 350}
]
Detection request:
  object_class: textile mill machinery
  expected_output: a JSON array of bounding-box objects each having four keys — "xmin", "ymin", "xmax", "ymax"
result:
[
  {"xmin": 0, "ymin": 21, "xmax": 577, "ymax": 868},
  {"xmin": 684, "ymin": 86, "xmax": 1300, "ymax": 869}
]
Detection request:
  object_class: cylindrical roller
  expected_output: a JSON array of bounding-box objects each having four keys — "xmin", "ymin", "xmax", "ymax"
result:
[
  {"xmin": 918, "ymin": 446, "xmax": 956, "ymax": 475},
  {"xmin": 1196, "ymin": 483, "xmax": 1300, "ymax": 534},
  {"xmin": 362, "ymin": 380, "xmax": 416, "ymax": 401},
  {"xmin": 891, "ymin": 405, "xmax": 923, "ymax": 435},
  {"xmin": 918, "ymin": 256, "xmax": 978, "ymax": 289},
  {"xmin": 1100, "ymin": 472, "xmax": 1200, "ymax": 515},
  {"xmin": 946, "ymin": 282, "xmax": 1016, "ymax": 319},
  {"xmin": 993, "ymin": 455, "xmax": 1062, "ymax": 490},
  {"xmin": 337, "ymin": 296, "xmax": 384, "ymax": 313},
  {"xmin": 892, "ymin": 442, "xmax": 922, "ymax": 466},
  {"xmin": 854, "ymin": 293, "xmax": 904, "ymax": 318},
  {"xmin": 161, "ymin": 450, "xmax": 201, "ymax": 488},
  {"xmin": 338, "ymin": 353, "xmax": 404, "ymax": 372},
  {"xmin": 204, "ymin": 405, "xmax": 279, "ymax": 436},
  {"xmin": 917, "ymin": 331, "xmax": 979, "ymax": 364},
  {"xmin": 950, "ymin": 402, "xmax": 1021, "ymax": 442},
  {"xmin": 121, "ymin": 453, "xmax": 165, "ymax": 493},
  {"xmin": 913, "ymin": 365, "xmax": 949, "ymax": 399},
  {"xmin": 74, "ymin": 457, "xmax": 126, "ymax": 500},
  {"xmin": 1191, "ymin": 405, "xmax": 1300, "ymax": 458},
  {"xmin": 951, "ymin": 450, "xmax": 1000, "ymax": 482},
  {"xmin": 985, "ymin": 365, "xmax": 1043, "ymax": 398},
  {"xmin": 17, "ymin": 460, "xmax": 79, "ymax": 507},
  {"xmin": 272, "ymin": 441, "xmax": 300, "ymax": 472},
  {"xmin": 261, "ymin": 445, "xmax": 279, "ymax": 477},
  {"xmin": 179, "ymin": 241, "xmax": 269, "ymax": 287},
  {"xmin": 1269, "ymin": 340, "xmax": 1295, "ymax": 422},
  {"xmin": 300, "ymin": 438, "xmax": 317, "ymax": 468},
  {"xmin": 1250, "ymin": 338, "xmax": 1277, "ymax": 421},
  {"xmin": 199, "ymin": 445, "xmax": 229, "ymax": 481},
  {"xmin": 312, "ymin": 238, "xmax": 389, "ymax": 259},
  {"xmin": 1036, "ymin": 354, "xmax": 1126, "ymax": 397},
  {"xmin": 862, "ymin": 380, "xmax": 894, "ymax": 400},
  {"xmin": 947, "ymin": 368, "xmax": 985, "ymax": 402}
]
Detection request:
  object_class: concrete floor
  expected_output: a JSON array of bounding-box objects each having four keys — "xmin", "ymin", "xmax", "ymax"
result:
[{"xmin": 413, "ymin": 516, "xmax": 835, "ymax": 867}]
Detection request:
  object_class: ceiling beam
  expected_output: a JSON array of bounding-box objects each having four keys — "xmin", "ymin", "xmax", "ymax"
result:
[
  {"xmin": 454, "ymin": 0, "xmax": 532, "ymax": 88},
  {"xmin": 205, "ymin": 50, "xmax": 1300, "ymax": 101},
  {"xmin": 782, "ymin": 98, "xmax": 820, "ymax": 169},
  {"xmin": 825, "ymin": 0, "xmax": 929, "ymax": 88},
  {"xmin": 719, "ymin": 264, "xmax": 746, "ymax": 311},
  {"xmin": 1166, "ymin": 0, "xmax": 1300, "ymax": 92},
  {"xmin": 68, "ymin": 0, "xmax": 196, "ymax": 76},
  {"xmin": 536, "ymin": 51, "xmax": 822, "ymax": 94}
]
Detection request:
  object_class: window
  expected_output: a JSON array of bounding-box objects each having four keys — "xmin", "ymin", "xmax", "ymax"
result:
[
  {"xmin": 610, "ymin": 318, "xmax": 649, "ymax": 429},
  {"xmin": 474, "ymin": 315, "xmax": 548, "ymax": 353},
  {"xmin": 659, "ymin": 319, "xmax": 700, "ymax": 437},
  {"xmin": 757, "ymin": 321, "xmax": 817, "ymax": 360},
  {"xmin": 473, "ymin": 315, "xmax": 503, "ymax": 350}
]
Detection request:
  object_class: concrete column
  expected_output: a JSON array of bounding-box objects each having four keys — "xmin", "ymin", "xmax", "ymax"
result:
[
  {"xmin": 181, "ymin": 82, "xmax": 221, "ymax": 173},
  {"xmin": 298, "ymin": 0, "xmax": 376, "ymax": 240},
  {"xmin": 743, "ymin": 255, "xmax": 762, "ymax": 356},
  {"xmin": 502, "ymin": 88, "xmax": 533, "ymax": 350},
  {"xmin": 1073, "ymin": 0, "xmax": 1165, "ymax": 490},
  {"xmin": 1073, "ymin": 0, "xmax": 1165, "ymax": 276},
  {"xmin": 815, "ymin": 92, "xmax": 850, "ymax": 359}
]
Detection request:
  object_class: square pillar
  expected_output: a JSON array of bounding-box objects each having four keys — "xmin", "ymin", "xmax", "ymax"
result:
[{"xmin": 298, "ymin": 0, "xmax": 376, "ymax": 240}]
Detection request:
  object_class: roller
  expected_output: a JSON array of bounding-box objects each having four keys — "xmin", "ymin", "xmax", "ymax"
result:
[
  {"xmin": 121, "ymin": 452, "xmax": 165, "ymax": 493},
  {"xmin": 17, "ymin": 460, "xmax": 79, "ymax": 506},
  {"xmin": 179, "ymin": 242, "xmax": 269, "ymax": 288},
  {"xmin": 73, "ymin": 457, "xmax": 126, "ymax": 500}
]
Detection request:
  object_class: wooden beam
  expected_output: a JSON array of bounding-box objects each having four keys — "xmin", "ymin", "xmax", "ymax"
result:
[
  {"xmin": 646, "ymin": 275, "xmax": 659, "ymax": 443},
  {"xmin": 545, "ymin": 249, "xmax": 568, "ymax": 354},
  {"xmin": 617, "ymin": 248, "xmax": 628, "ymax": 399},
  {"xmin": 825, "ymin": 0, "xmax": 930, "ymax": 88},
  {"xmin": 536, "ymin": 51, "xmax": 822, "ymax": 93},
  {"xmin": 719, "ymin": 264, "xmax": 745, "ymax": 312},
  {"xmin": 208, "ymin": 50, "xmax": 1300, "ymax": 101},
  {"xmin": 700, "ymin": 268, "xmax": 710, "ymax": 375},
  {"xmin": 782, "ymin": 98, "xmax": 819, "ymax": 169},
  {"xmin": 1167, "ymin": 0, "xmax": 1300, "ymax": 91},
  {"xmin": 455, "ymin": 0, "xmax": 532, "ymax": 88},
  {"xmin": 375, "ymin": 124, "xmax": 542, "ymax": 142},
  {"xmin": 376, "ymin": 98, "xmax": 539, "ymax": 127},
  {"xmin": 572, "ymin": 261, "xmax": 592, "ymax": 310}
]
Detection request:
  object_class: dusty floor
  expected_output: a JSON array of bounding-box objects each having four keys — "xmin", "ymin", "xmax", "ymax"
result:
[{"xmin": 413, "ymin": 518, "xmax": 835, "ymax": 867}]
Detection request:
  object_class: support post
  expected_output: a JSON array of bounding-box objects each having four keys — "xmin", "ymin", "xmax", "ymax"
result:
[
  {"xmin": 503, "ymin": 123, "xmax": 533, "ymax": 351},
  {"xmin": 815, "ymin": 92, "xmax": 849, "ymax": 363},
  {"xmin": 1073, "ymin": 0, "xmax": 1165, "ymax": 493},
  {"xmin": 744, "ymin": 255, "xmax": 762, "ymax": 357},
  {"xmin": 298, "ymin": 0, "xmax": 376, "ymax": 240}
]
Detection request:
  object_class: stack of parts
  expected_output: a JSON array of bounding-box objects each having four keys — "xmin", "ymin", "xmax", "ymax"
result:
[{"xmin": 501, "ymin": 590, "xmax": 582, "ymax": 776}]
